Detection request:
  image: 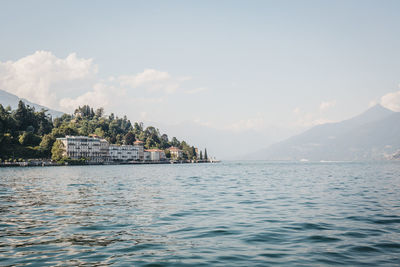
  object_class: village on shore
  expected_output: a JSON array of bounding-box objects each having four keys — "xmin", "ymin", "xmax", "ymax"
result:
[
  {"xmin": 1, "ymin": 134, "xmax": 219, "ymax": 167},
  {"xmin": 0, "ymin": 102, "xmax": 219, "ymax": 167}
]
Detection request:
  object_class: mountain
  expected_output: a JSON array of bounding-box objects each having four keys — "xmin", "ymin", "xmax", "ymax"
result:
[
  {"xmin": 0, "ymin": 89, "xmax": 64, "ymax": 118},
  {"xmin": 146, "ymin": 120, "xmax": 291, "ymax": 160},
  {"xmin": 247, "ymin": 105, "xmax": 400, "ymax": 161}
]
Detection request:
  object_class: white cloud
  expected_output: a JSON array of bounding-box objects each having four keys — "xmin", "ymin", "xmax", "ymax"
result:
[
  {"xmin": 293, "ymin": 107, "xmax": 300, "ymax": 114},
  {"xmin": 0, "ymin": 51, "xmax": 194, "ymax": 114},
  {"xmin": 295, "ymin": 113, "xmax": 335, "ymax": 128},
  {"xmin": 380, "ymin": 90, "xmax": 400, "ymax": 111},
  {"xmin": 227, "ymin": 117, "xmax": 265, "ymax": 132},
  {"xmin": 369, "ymin": 100, "xmax": 379, "ymax": 107},
  {"xmin": 118, "ymin": 69, "xmax": 189, "ymax": 94},
  {"xmin": 130, "ymin": 97, "xmax": 164, "ymax": 104},
  {"xmin": 59, "ymin": 81, "xmax": 164, "ymax": 111},
  {"xmin": 193, "ymin": 119, "xmax": 213, "ymax": 127},
  {"xmin": 140, "ymin": 112, "xmax": 147, "ymax": 120},
  {"xmin": 294, "ymin": 103, "xmax": 336, "ymax": 128},
  {"xmin": 185, "ymin": 87, "xmax": 208, "ymax": 94},
  {"xmin": 59, "ymin": 82, "xmax": 119, "ymax": 110},
  {"xmin": 119, "ymin": 69, "xmax": 170, "ymax": 87},
  {"xmin": 0, "ymin": 51, "xmax": 97, "ymax": 109},
  {"xmin": 319, "ymin": 100, "xmax": 336, "ymax": 111}
]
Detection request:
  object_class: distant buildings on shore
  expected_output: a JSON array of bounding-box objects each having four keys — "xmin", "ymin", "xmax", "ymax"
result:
[{"xmin": 57, "ymin": 135, "xmax": 200, "ymax": 163}]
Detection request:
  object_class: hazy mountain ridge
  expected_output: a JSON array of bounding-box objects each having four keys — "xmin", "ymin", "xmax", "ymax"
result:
[
  {"xmin": 0, "ymin": 89, "xmax": 64, "ymax": 118},
  {"xmin": 247, "ymin": 105, "xmax": 400, "ymax": 161},
  {"xmin": 148, "ymin": 120, "xmax": 292, "ymax": 159}
]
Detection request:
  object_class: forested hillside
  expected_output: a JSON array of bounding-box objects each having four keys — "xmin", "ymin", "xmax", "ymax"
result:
[{"xmin": 0, "ymin": 101, "xmax": 198, "ymax": 161}]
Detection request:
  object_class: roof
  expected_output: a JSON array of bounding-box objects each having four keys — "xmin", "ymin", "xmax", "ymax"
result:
[
  {"xmin": 145, "ymin": 149, "xmax": 164, "ymax": 152},
  {"xmin": 169, "ymin": 146, "xmax": 182, "ymax": 151},
  {"xmin": 134, "ymin": 140, "xmax": 144, "ymax": 144}
]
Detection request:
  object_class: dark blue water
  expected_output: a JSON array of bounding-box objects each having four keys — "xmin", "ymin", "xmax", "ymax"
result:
[{"xmin": 1, "ymin": 161, "xmax": 400, "ymax": 266}]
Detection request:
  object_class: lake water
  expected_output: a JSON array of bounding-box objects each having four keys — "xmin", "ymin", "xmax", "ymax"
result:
[{"xmin": 1, "ymin": 161, "xmax": 400, "ymax": 266}]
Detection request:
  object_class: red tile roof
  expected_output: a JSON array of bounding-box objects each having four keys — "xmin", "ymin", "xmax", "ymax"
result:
[
  {"xmin": 169, "ymin": 146, "xmax": 182, "ymax": 151},
  {"xmin": 145, "ymin": 149, "xmax": 164, "ymax": 152}
]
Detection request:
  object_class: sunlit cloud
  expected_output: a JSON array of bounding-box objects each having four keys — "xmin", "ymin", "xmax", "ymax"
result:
[
  {"xmin": 118, "ymin": 69, "xmax": 190, "ymax": 94},
  {"xmin": 185, "ymin": 87, "xmax": 208, "ymax": 94},
  {"xmin": 294, "ymin": 103, "xmax": 336, "ymax": 128},
  {"xmin": 226, "ymin": 117, "xmax": 266, "ymax": 132},
  {"xmin": 380, "ymin": 90, "xmax": 400, "ymax": 111},
  {"xmin": 0, "ymin": 51, "xmax": 97, "ymax": 110},
  {"xmin": 319, "ymin": 100, "xmax": 336, "ymax": 111},
  {"xmin": 0, "ymin": 51, "xmax": 195, "ymax": 114},
  {"xmin": 293, "ymin": 107, "xmax": 301, "ymax": 114}
]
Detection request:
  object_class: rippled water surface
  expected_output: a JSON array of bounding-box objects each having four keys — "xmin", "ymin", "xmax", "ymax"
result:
[{"xmin": 1, "ymin": 161, "xmax": 400, "ymax": 266}]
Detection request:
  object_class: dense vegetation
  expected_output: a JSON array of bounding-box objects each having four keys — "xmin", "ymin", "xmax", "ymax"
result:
[{"xmin": 0, "ymin": 101, "xmax": 201, "ymax": 161}]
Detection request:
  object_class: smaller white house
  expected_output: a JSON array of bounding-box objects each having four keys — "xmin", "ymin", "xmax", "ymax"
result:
[
  {"xmin": 134, "ymin": 140, "xmax": 145, "ymax": 161},
  {"xmin": 144, "ymin": 151, "xmax": 151, "ymax": 161},
  {"xmin": 169, "ymin": 146, "xmax": 183, "ymax": 159},
  {"xmin": 109, "ymin": 145, "xmax": 139, "ymax": 161},
  {"xmin": 144, "ymin": 149, "xmax": 166, "ymax": 161}
]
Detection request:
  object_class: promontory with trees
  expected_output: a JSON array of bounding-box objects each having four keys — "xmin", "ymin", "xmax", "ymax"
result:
[{"xmin": 0, "ymin": 100, "xmax": 211, "ymax": 164}]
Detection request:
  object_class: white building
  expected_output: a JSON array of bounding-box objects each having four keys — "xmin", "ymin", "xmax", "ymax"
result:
[
  {"xmin": 144, "ymin": 150, "xmax": 151, "ymax": 161},
  {"xmin": 100, "ymin": 139, "xmax": 110, "ymax": 160},
  {"xmin": 109, "ymin": 145, "xmax": 139, "ymax": 161},
  {"xmin": 144, "ymin": 149, "xmax": 166, "ymax": 161},
  {"xmin": 169, "ymin": 146, "xmax": 183, "ymax": 159},
  {"xmin": 57, "ymin": 136, "xmax": 109, "ymax": 163},
  {"xmin": 134, "ymin": 140, "xmax": 145, "ymax": 161}
]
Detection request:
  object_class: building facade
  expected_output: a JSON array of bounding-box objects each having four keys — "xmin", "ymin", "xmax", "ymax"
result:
[
  {"xmin": 100, "ymin": 139, "xmax": 110, "ymax": 160},
  {"xmin": 56, "ymin": 136, "xmax": 167, "ymax": 163},
  {"xmin": 145, "ymin": 149, "xmax": 166, "ymax": 161},
  {"xmin": 169, "ymin": 146, "xmax": 183, "ymax": 159},
  {"xmin": 109, "ymin": 145, "xmax": 139, "ymax": 161},
  {"xmin": 57, "ymin": 136, "xmax": 109, "ymax": 163},
  {"xmin": 134, "ymin": 140, "xmax": 145, "ymax": 161}
]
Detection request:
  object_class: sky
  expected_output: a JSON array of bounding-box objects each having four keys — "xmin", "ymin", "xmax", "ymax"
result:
[{"xmin": 1, "ymin": 0, "xmax": 400, "ymax": 158}]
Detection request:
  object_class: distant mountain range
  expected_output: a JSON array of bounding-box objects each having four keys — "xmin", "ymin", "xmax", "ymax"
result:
[
  {"xmin": 246, "ymin": 104, "xmax": 400, "ymax": 161},
  {"xmin": 0, "ymin": 89, "xmax": 64, "ymax": 118}
]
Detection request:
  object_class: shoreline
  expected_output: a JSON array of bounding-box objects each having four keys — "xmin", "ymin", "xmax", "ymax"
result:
[{"xmin": 0, "ymin": 160, "xmax": 219, "ymax": 168}]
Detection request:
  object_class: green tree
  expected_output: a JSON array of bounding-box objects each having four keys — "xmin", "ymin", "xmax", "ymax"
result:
[
  {"xmin": 26, "ymin": 125, "xmax": 35, "ymax": 133},
  {"xmin": 36, "ymin": 110, "xmax": 53, "ymax": 135},
  {"xmin": 145, "ymin": 136, "xmax": 156, "ymax": 149},
  {"xmin": 204, "ymin": 148, "xmax": 208, "ymax": 161},
  {"xmin": 95, "ymin": 107, "xmax": 104, "ymax": 118},
  {"xmin": 138, "ymin": 131, "xmax": 146, "ymax": 141},
  {"xmin": 161, "ymin": 134, "xmax": 168, "ymax": 143},
  {"xmin": 18, "ymin": 132, "xmax": 41, "ymax": 146},
  {"xmin": 94, "ymin": 127, "xmax": 105, "ymax": 137},
  {"xmin": 13, "ymin": 100, "xmax": 28, "ymax": 130},
  {"xmin": 165, "ymin": 149, "xmax": 171, "ymax": 158},
  {"xmin": 51, "ymin": 140, "xmax": 65, "ymax": 161},
  {"xmin": 133, "ymin": 122, "xmax": 143, "ymax": 136},
  {"xmin": 170, "ymin": 137, "xmax": 180, "ymax": 147},
  {"xmin": 39, "ymin": 134, "xmax": 56, "ymax": 156},
  {"xmin": 200, "ymin": 150, "xmax": 203, "ymax": 160},
  {"xmin": 124, "ymin": 131, "xmax": 135, "ymax": 145},
  {"xmin": 192, "ymin": 146, "xmax": 197, "ymax": 159}
]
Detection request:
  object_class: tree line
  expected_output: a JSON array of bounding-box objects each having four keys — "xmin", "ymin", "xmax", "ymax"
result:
[{"xmin": 0, "ymin": 101, "xmax": 207, "ymax": 162}]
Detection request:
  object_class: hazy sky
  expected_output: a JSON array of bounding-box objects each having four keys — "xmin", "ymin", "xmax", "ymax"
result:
[{"xmin": 1, "ymin": 0, "xmax": 400, "ymax": 157}]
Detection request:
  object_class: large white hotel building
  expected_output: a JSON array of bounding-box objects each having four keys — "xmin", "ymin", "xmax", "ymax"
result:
[
  {"xmin": 57, "ymin": 136, "xmax": 109, "ymax": 163},
  {"xmin": 57, "ymin": 136, "xmax": 167, "ymax": 163}
]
